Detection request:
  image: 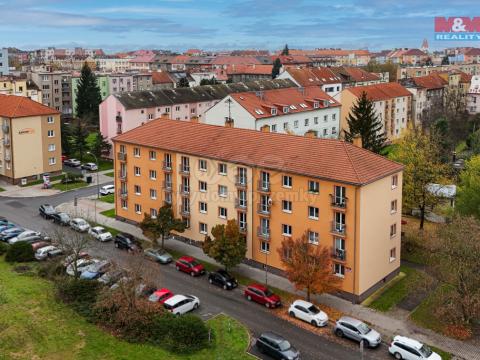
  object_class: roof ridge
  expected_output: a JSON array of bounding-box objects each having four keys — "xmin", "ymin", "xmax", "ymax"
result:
[{"xmin": 342, "ymin": 141, "xmax": 362, "ymax": 184}]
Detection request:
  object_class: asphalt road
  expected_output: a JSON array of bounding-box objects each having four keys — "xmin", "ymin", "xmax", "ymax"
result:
[{"xmin": 0, "ymin": 189, "xmax": 392, "ymax": 360}]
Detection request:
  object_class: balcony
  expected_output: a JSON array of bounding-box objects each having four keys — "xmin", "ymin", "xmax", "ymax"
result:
[
  {"xmin": 330, "ymin": 195, "xmax": 347, "ymax": 210},
  {"xmin": 235, "ymin": 199, "xmax": 247, "ymax": 210},
  {"xmin": 118, "ymin": 171, "xmax": 127, "ymax": 180},
  {"xmin": 235, "ymin": 175, "xmax": 247, "ymax": 188},
  {"xmin": 118, "ymin": 190, "xmax": 128, "ymax": 199},
  {"xmin": 239, "ymin": 224, "xmax": 247, "ymax": 234},
  {"xmin": 257, "ymin": 180, "xmax": 270, "ymax": 193},
  {"xmin": 332, "ymin": 248, "xmax": 347, "ymax": 261},
  {"xmin": 3, "ymin": 137, "xmax": 10, "ymax": 147},
  {"xmin": 162, "ymin": 162, "xmax": 172, "ymax": 172},
  {"xmin": 257, "ymin": 203, "xmax": 271, "ymax": 216},
  {"xmin": 115, "ymin": 115, "xmax": 122, "ymax": 123},
  {"xmin": 179, "ymin": 164, "xmax": 190, "ymax": 175},
  {"xmin": 179, "ymin": 205, "xmax": 190, "ymax": 217},
  {"xmin": 2, "ymin": 124, "xmax": 9, "ymax": 133},
  {"xmin": 162, "ymin": 181, "xmax": 172, "ymax": 191},
  {"xmin": 257, "ymin": 226, "xmax": 270, "ymax": 240},
  {"xmin": 179, "ymin": 184, "xmax": 190, "ymax": 196},
  {"xmin": 117, "ymin": 152, "xmax": 127, "ymax": 161},
  {"xmin": 164, "ymin": 198, "xmax": 172, "ymax": 205},
  {"xmin": 4, "ymin": 153, "xmax": 11, "ymax": 161},
  {"xmin": 331, "ymin": 222, "xmax": 346, "ymax": 236}
]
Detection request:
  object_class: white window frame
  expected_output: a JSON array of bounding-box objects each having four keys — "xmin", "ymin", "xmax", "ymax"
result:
[
  {"xmin": 282, "ymin": 200, "xmax": 292, "ymax": 213},
  {"xmin": 134, "ymin": 166, "xmax": 141, "ymax": 176},
  {"xmin": 282, "ymin": 224, "xmax": 292, "ymax": 237},
  {"xmin": 199, "ymin": 159, "xmax": 207, "ymax": 172},
  {"xmin": 218, "ymin": 207, "xmax": 227, "ymax": 219},
  {"xmin": 149, "ymin": 169, "xmax": 157, "ymax": 180},
  {"xmin": 260, "ymin": 241, "xmax": 270, "ymax": 253},
  {"xmin": 218, "ymin": 185, "xmax": 228, "ymax": 198},
  {"xmin": 199, "ymin": 202, "xmax": 208, "ymax": 214},
  {"xmin": 308, "ymin": 206, "xmax": 319, "ymax": 220},
  {"xmin": 47, "ymin": 130, "xmax": 54, "ymax": 137},
  {"xmin": 199, "ymin": 222, "xmax": 208, "ymax": 235},
  {"xmin": 199, "ymin": 181, "xmax": 207, "ymax": 192},
  {"xmin": 150, "ymin": 188, "xmax": 157, "ymax": 200},
  {"xmin": 135, "ymin": 204, "xmax": 142, "ymax": 214},
  {"xmin": 308, "ymin": 231, "xmax": 319, "ymax": 244},
  {"xmin": 47, "ymin": 116, "xmax": 54, "ymax": 123},
  {"xmin": 218, "ymin": 163, "xmax": 227, "ymax": 175},
  {"xmin": 48, "ymin": 157, "xmax": 56, "ymax": 165},
  {"xmin": 282, "ymin": 175, "xmax": 292, "ymax": 188}
]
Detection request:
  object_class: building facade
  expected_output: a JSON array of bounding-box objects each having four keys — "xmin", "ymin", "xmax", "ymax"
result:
[
  {"xmin": 0, "ymin": 48, "xmax": 9, "ymax": 76},
  {"xmin": 30, "ymin": 71, "xmax": 72, "ymax": 118},
  {"xmin": 467, "ymin": 75, "xmax": 480, "ymax": 114},
  {"xmin": 112, "ymin": 119, "xmax": 403, "ymax": 302}
]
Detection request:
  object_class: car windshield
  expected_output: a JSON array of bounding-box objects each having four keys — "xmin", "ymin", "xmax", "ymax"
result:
[
  {"xmin": 78, "ymin": 220, "xmax": 87, "ymax": 225},
  {"xmin": 60, "ymin": 214, "xmax": 69, "ymax": 220},
  {"xmin": 45, "ymin": 206, "xmax": 55, "ymax": 212},
  {"xmin": 419, "ymin": 345, "xmax": 432, "ymax": 357},
  {"xmin": 358, "ymin": 323, "xmax": 371, "ymax": 334},
  {"xmin": 148, "ymin": 293, "xmax": 160, "ymax": 302},
  {"xmin": 308, "ymin": 305, "xmax": 320, "ymax": 314},
  {"xmin": 278, "ymin": 340, "xmax": 291, "ymax": 351},
  {"xmin": 97, "ymin": 228, "xmax": 106, "ymax": 234},
  {"xmin": 264, "ymin": 289, "xmax": 274, "ymax": 297},
  {"xmin": 190, "ymin": 260, "xmax": 200, "ymax": 267}
]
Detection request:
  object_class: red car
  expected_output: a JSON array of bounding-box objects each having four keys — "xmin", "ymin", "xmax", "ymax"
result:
[
  {"xmin": 175, "ymin": 256, "xmax": 205, "ymax": 276},
  {"xmin": 244, "ymin": 284, "xmax": 282, "ymax": 308},
  {"xmin": 61, "ymin": 155, "xmax": 68, "ymax": 163},
  {"xmin": 148, "ymin": 288, "xmax": 174, "ymax": 304}
]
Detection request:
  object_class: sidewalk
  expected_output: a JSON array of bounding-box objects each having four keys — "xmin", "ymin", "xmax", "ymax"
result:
[{"xmin": 57, "ymin": 198, "xmax": 479, "ymax": 360}]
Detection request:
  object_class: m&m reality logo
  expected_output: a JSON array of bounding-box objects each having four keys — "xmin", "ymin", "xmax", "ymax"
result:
[{"xmin": 435, "ymin": 17, "xmax": 480, "ymax": 40}]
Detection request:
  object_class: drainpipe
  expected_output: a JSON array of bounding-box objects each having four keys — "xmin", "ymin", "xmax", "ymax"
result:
[{"xmin": 352, "ymin": 186, "xmax": 358, "ymax": 304}]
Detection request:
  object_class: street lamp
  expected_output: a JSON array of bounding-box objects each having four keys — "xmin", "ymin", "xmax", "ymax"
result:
[{"xmin": 86, "ymin": 151, "xmax": 99, "ymax": 224}]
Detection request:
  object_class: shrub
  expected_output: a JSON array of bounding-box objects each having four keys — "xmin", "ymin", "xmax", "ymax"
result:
[
  {"xmin": 37, "ymin": 259, "xmax": 65, "ymax": 280},
  {"xmin": 162, "ymin": 315, "xmax": 210, "ymax": 353},
  {"xmin": 56, "ymin": 278, "xmax": 101, "ymax": 319},
  {"xmin": 0, "ymin": 242, "xmax": 9, "ymax": 255},
  {"xmin": 444, "ymin": 324, "xmax": 473, "ymax": 340},
  {"xmin": 5, "ymin": 242, "xmax": 34, "ymax": 263},
  {"xmin": 61, "ymin": 172, "xmax": 83, "ymax": 184}
]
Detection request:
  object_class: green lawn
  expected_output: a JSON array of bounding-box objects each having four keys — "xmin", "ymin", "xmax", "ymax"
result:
[
  {"xmin": 53, "ymin": 181, "xmax": 88, "ymax": 192},
  {"xmin": 410, "ymin": 284, "xmax": 449, "ymax": 334},
  {"xmin": 98, "ymin": 160, "xmax": 113, "ymax": 171},
  {"xmin": 104, "ymin": 171, "xmax": 114, "ymax": 177},
  {"xmin": 20, "ymin": 174, "xmax": 64, "ymax": 187},
  {"xmin": 100, "ymin": 208, "xmax": 116, "ymax": 218},
  {"xmin": 0, "ymin": 258, "xmax": 253, "ymax": 360},
  {"xmin": 99, "ymin": 194, "xmax": 115, "ymax": 204},
  {"xmin": 0, "ymin": 187, "xmax": 5, "ymax": 192}
]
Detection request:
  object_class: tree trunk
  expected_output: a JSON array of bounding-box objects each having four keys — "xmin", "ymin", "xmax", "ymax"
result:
[
  {"xmin": 161, "ymin": 234, "xmax": 165, "ymax": 249},
  {"xmin": 419, "ymin": 205, "xmax": 425, "ymax": 230},
  {"xmin": 306, "ymin": 286, "xmax": 311, "ymax": 302}
]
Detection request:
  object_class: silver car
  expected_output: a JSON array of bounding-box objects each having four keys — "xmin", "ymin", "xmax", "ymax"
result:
[
  {"xmin": 144, "ymin": 248, "xmax": 173, "ymax": 264},
  {"xmin": 334, "ymin": 316, "xmax": 381, "ymax": 348}
]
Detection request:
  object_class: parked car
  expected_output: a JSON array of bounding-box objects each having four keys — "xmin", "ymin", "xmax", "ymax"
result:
[
  {"xmin": 32, "ymin": 241, "xmax": 51, "ymax": 252},
  {"xmin": 114, "ymin": 233, "xmax": 139, "ymax": 252},
  {"xmin": 51, "ymin": 212, "xmax": 71, "ymax": 226},
  {"xmin": 144, "ymin": 248, "xmax": 173, "ymax": 264},
  {"xmin": 334, "ymin": 316, "xmax": 382, "ymax": 348},
  {"xmin": 208, "ymin": 269, "xmax": 238, "ymax": 290},
  {"xmin": 0, "ymin": 217, "xmax": 11, "ymax": 226},
  {"xmin": 39, "ymin": 204, "xmax": 56, "ymax": 219},
  {"xmin": 66, "ymin": 258, "xmax": 99, "ymax": 276},
  {"xmin": 70, "ymin": 218, "xmax": 90, "ymax": 232},
  {"xmin": 244, "ymin": 284, "xmax": 281, "ymax": 308},
  {"xmin": 63, "ymin": 252, "xmax": 89, "ymax": 267},
  {"xmin": 163, "ymin": 294, "xmax": 200, "ymax": 315},
  {"xmin": 61, "ymin": 155, "xmax": 68, "ymax": 163},
  {"xmin": 89, "ymin": 226, "xmax": 113, "ymax": 242},
  {"xmin": 255, "ymin": 332, "xmax": 300, "ymax": 360},
  {"xmin": 8, "ymin": 230, "xmax": 42, "ymax": 245},
  {"xmin": 35, "ymin": 245, "xmax": 62, "ymax": 261},
  {"xmin": 0, "ymin": 222, "xmax": 16, "ymax": 232},
  {"xmin": 148, "ymin": 288, "xmax": 174, "ymax": 304},
  {"xmin": 0, "ymin": 227, "xmax": 24, "ymax": 242},
  {"xmin": 80, "ymin": 260, "xmax": 111, "ymax": 280},
  {"xmin": 389, "ymin": 336, "xmax": 441, "ymax": 360},
  {"xmin": 288, "ymin": 299, "xmax": 328, "ymax": 327},
  {"xmin": 175, "ymin": 256, "xmax": 205, "ymax": 276},
  {"xmin": 64, "ymin": 158, "xmax": 81, "ymax": 167},
  {"xmin": 99, "ymin": 184, "xmax": 115, "ymax": 195},
  {"xmin": 81, "ymin": 162, "xmax": 98, "ymax": 171},
  {"xmin": 98, "ymin": 269, "xmax": 127, "ymax": 285}
]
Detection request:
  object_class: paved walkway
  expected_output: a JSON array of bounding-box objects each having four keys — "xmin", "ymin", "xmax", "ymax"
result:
[{"xmin": 56, "ymin": 198, "xmax": 479, "ymax": 360}]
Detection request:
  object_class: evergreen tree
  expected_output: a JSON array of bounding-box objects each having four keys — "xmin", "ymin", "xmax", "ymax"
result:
[
  {"xmin": 344, "ymin": 92, "xmax": 387, "ymax": 153},
  {"xmin": 177, "ymin": 77, "xmax": 190, "ymax": 88},
  {"xmin": 90, "ymin": 131, "xmax": 111, "ymax": 158},
  {"xmin": 271, "ymin": 58, "xmax": 282, "ymax": 79},
  {"xmin": 71, "ymin": 119, "xmax": 89, "ymax": 161},
  {"xmin": 75, "ymin": 62, "xmax": 102, "ymax": 126},
  {"xmin": 281, "ymin": 44, "xmax": 289, "ymax": 56},
  {"xmin": 61, "ymin": 121, "xmax": 72, "ymax": 156}
]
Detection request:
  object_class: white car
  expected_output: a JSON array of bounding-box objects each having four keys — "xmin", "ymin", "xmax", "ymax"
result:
[
  {"xmin": 7, "ymin": 230, "xmax": 42, "ymax": 245},
  {"xmin": 70, "ymin": 218, "xmax": 90, "ymax": 232},
  {"xmin": 66, "ymin": 258, "xmax": 99, "ymax": 276},
  {"xmin": 89, "ymin": 226, "xmax": 112, "ymax": 242},
  {"xmin": 288, "ymin": 300, "xmax": 329, "ymax": 327},
  {"xmin": 163, "ymin": 294, "xmax": 200, "ymax": 315},
  {"xmin": 81, "ymin": 162, "xmax": 98, "ymax": 171},
  {"xmin": 100, "ymin": 184, "xmax": 115, "ymax": 196},
  {"xmin": 389, "ymin": 336, "xmax": 442, "ymax": 360},
  {"xmin": 35, "ymin": 245, "xmax": 62, "ymax": 261}
]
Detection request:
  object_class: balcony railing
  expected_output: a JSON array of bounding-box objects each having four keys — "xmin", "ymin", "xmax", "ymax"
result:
[
  {"xmin": 257, "ymin": 180, "xmax": 270, "ymax": 193},
  {"xmin": 164, "ymin": 198, "xmax": 172, "ymax": 205},
  {"xmin": 2, "ymin": 124, "xmax": 9, "ymax": 133},
  {"xmin": 118, "ymin": 190, "xmax": 128, "ymax": 199},
  {"xmin": 117, "ymin": 152, "xmax": 127, "ymax": 161},
  {"xmin": 331, "ymin": 222, "xmax": 346, "ymax": 236},
  {"xmin": 239, "ymin": 224, "xmax": 247, "ymax": 234},
  {"xmin": 332, "ymin": 248, "xmax": 346, "ymax": 261},
  {"xmin": 257, "ymin": 226, "xmax": 270, "ymax": 240},
  {"xmin": 235, "ymin": 175, "xmax": 247, "ymax": 188},
  {"xmin": 179, "ymin": 184, "xmax": 190, "ymax": 195},
  {"xmin": 162, "ymin": 181, "xmax": 172, "ymax": 190},
  {"xmin": 330, "ymin": 195, "xmax": 347, "ymax": 209},
  {"xmin": 118, "ymin": 171, "xmax": 127, "ymax": 180},
  {"xmin": 179, "ymin": 205, "xmax": 190, "ymax": 217},
  {"xmin": 162, "ymin": 162, "xmax": 172, "ymax": 172},
  {"xmin": 3, "ymin": 137, "xmax": 10, "ymax": 146},
  {"xmin": 257, "ymin": 203, "xmax": 271, "ymax": 216},
  {"xmin": 179, "ymin": 164, "xmax": 190, "ymax": 174},
  {"xmin": 235, "ymin": 199, "xmax": 247, "ymax": 210}
]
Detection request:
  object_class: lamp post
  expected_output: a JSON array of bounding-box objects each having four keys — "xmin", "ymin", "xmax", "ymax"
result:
[{"xmin": 86, "ymin": 151, "xmax": 99, "ymax": 224}]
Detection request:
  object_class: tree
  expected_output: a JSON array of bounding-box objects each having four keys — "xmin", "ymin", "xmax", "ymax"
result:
[
  {"xmin": 177, "ymin": 77, "xmax": 190, "ymax": 88},
  {"xmin": 441, "ymin": 55, "xmax": 450, "ymax": 65},
  {"xmin": 390, "ymin": 129, "xmax": 449, "ymax": 229},
  {"xmin": 61, "ymin": 121, "xmax": 72, "ymax": 156},
  {"xmin": 75, "ymin": 62, "xmax": 102, "ymax": 125},
  {"xmin": 202, "ymin": 220, "xmax": 246, "ymax": 271},
  {"xmin": 281, "ymin": 44, "xmax": 289, "ymax": 56},
  {"xmin": 271, "ymin": 58, "xmax": 282, "ymax": 79},
  {"xmin": 343, "ymin": 91, "xmax": 387, "ymax": 153},
  {"xmin": 456, "ymin": 156, "xmax": 480, "ymax": 219},
  {"xmin": 199, "ymin": 77, "xmax": 218, "ymax": 86},
  {"xmin": 90, "ymin": 131, "xmax": 111, "ymax": 158},
  {"xmin": 278, "ymin": 231, "xmax": 340, "ymax": 301},
  {"xmin": 70, "ymin": 119, "xmax": 89, "ymax": 161},
  {"xmin": 139, "ymin": 204, "xmax": 186, "ymax": 249},
  {"xmin": 364, "ymin": 60, "xmax": 398, "ymax": 82}
]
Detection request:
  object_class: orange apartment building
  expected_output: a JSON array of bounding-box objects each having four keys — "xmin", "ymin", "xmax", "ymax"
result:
[{"xmin": 113, "ymin": 119, "xmax": 403, "ymax": 302}]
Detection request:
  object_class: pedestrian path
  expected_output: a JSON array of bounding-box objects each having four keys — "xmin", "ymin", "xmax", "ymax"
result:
[{"xmin": 57, "ymin": 197, "xmax": 479, "ymax": 360}]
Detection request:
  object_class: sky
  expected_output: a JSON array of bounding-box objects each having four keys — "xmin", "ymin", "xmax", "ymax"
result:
[{"xmin": 0, "ymin": 0, "xmax": 478, "ymax": 52}]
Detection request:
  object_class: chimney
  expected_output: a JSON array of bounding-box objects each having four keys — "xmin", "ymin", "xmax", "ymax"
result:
[
  {"xmin": 225, "ymin": 117, "xmax": 234, "ymax": 127},
  {"xmin": 353, "ymin": 135, "xmax": 362, "ymax": 148},
  {"xmin": 260, "ymin": 125, "xmax": 270, "ymax": 132}
]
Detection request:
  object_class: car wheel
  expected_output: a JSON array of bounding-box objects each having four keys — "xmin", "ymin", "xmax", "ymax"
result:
[
  {"xmin": 394, "ymin": 352, "xmax": 402, "ymax": 360},
  {"xmin": 247, "ymin": 295, "xmax": 252, "ymax": 301},
  {"xmin": 335, "ymin": 329, "xmax": 344, "ymax": 338},
  {"xmin": 176, "ymin": 266, "xmax": 180, "ymax": 271},
  {"xmin": 193, "ymin": 303, "xmax": 199, "ymax": 309},
  {"xmin": 209, "ymin": 278, "xmax": 213, "ymax": 284},
  {"xmin": 223, "ymin": 284, "xmax": 228, "ymax": 290},
  {"xmin": 289, "ymin": 311, "xmax": 295, "ymax": 317},
  {"xmin": 311, "ymin": 320, "xmax": 318, "ymax": 327},
  {"xmin": 190, "ymin": 271, "xmax": 195, "ymax": 276}
]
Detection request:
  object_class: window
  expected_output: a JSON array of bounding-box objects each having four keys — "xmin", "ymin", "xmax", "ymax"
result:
[
  {"xmin": 165, "ymin": 192, "xmax": 172, "ymax": 204},
  {"xmin": 390, "ymin": 223, "xmax": 397, "ymax": 237},
  {"xmin": 164, "ymin": 153, "xmax": 172, "ymax": 169},
  {"xmin": 324, "ymin": 115, "xmax": 328, "ymax": 122},
  {"xmin": 260, "ymin": 241, "xmax": 270, "ymax": 253},
  {"xmin": 149, "ymin": 151, "xmax": 156, "ymax": 160},
  {"xmin": 283, "ymin": 122, "xmax": 288, "ymax": 130},
  {"xmin": 282, "ymin": 224, "xmax": 292, "ymax": 237},
  {"xmin": 133, "ymin": 147, "xmax": 140, "ymax": 157},
  {"xmin": 290, "ymin": 105, "xmax": 297, "ymax": 110},
  {"xmin": 323, "ymin": 128, "xmax": 328, "ymax": 136},
  {"xmin": 332, "ymin": 126, "xmax": 337, "ymax": 134},
  {"xmin": 199, "ymin": 159, "xmax": 207, "ymax": 171},
  {"xmin": 120, "ymin": 144, "xmax": 126, "ymax": 153},
  {"xmin": 218, "ymin": 185, "xmax": 228, "ymax": 197},
  {"xmin": 134, "ymin": 166, "xmax": 141, "ymax": 176},
  {"xmin": 391, "ymin": 175, "xmax": 398, "ymax": 189},
  {"xmin": 199, "ymin": 181, "xmax": 207, "ymax": 192},
  {"xmin": 308, "ymin": 180, "xmax": 319, "ymax": 193},
  {"xmin": 238, "ymin": 211, "xmax": 247, "ymax": 230},
  {"xmin": 294, "ymin": 120, "xmax": 299, "ymax": 128},
  {"xmin": 271, "ymin": 108, "xmax": 277, "ymax": 115},
  {"xmin": 282, "ymin": 175, "xmax": 292, "ymax": 188},
  {"xmin": 218, "ymin": 207, "xmax": 227, "ymax": 219},
  {"xmin": 149, "ymin": 170, "xmax": 157, "ymax": 180},
  {"xmin": 218, "ymin": 163, "xmax": 227, "ymax": 175},
  {"xmin": 282, "ymin": 200, "xmax": 292, "ymax": 213},
  {"xmin": 237, "ymin": 167, "xmax": 247, "ymax": 185},
  {"xmin": 199, "ymin": 202, "xmax": 208, "ymax": 213},
  {"xmin": 334, "ymin": 263, "xmax": 345, "ymax": 277},
  {"xmin": 181, "ymin": 156, "xmax": 190, "ymax": 172},
  {"xmin": 48, "ymin": 157, "xmax": 56, "ymax": 165},
  {"xmin": 134, "ymin": 185, "xmax": 141, "ymax": 195},
  {"xmin": 150, "ymin": 189, "xmax": 157, "ymax": 199},
  {"xmin": 314, "ymin": 116, "xmax": 318, "ymax": 124},
  {"xmin": 135, "ymin": 204, "xmax": 142, "ymax": 214},
  {"xmin": 150, "ymin": 208, "xmax": 158, "ymax": 218},
  {"xmin": 308, "ymin": 231, "xmax": 319, "ymax": 244},
  {"xmin": 238, "ymin": 190, "xmax": 247, "ymax": 207},
  {"xmin": 47, "ymin": 116, "xmax": 54, "ymax": 123},
  {"xmin": 332, "ymin": 114, "xmax": 336, "ymax": 120},
  {"xmin": 48, "ymin": 144, "xmax": 56, "ymax": 152},
  {"xmin": 199, "ymin": 222, "xmax": 208, "ymax": 235},
  {"xmin": 391, "ymin": 200, "xmax": 398, "ymax": 214},
  {"xmin": 148, "ymin": 114, "xmax": 154, "ymax": 120},
  {"xmin": 47, "ymin": 130, "xmax": 54, "ymax": 137},
  {"xmin": 389, "ymin": 247, "xmax": 397, "ymax": 262},
  {"xmin": 121, "ymin": 199, "xmax": 127, "ymax": 209},
  {"xmin": 304, "ymin": 118, "xmax": 309, "ymax": 126},
  {"xmin": 175, "ymin": 106, "xmax": 180, "ymax": 111},
  {"xmin": 283, "ymin": 106, "xmax": 289, "ymax": 113},
  {"xmin": 271, "ymin": 124, "xmax": 277, "ymax": 132},
  {"xmin": 308, "ymin": 206, "xmax": 319, "ymax": 220}
]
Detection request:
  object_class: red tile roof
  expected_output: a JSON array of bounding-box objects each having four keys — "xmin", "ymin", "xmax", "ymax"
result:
[
  {"xmin": 465, "ymin": 48, "xmax": 480, "ymax": 56},
  {"xmin": 346, "ymin": 82, "xmax": 412, "ymax": 101},
  {"xmin": 332, "ymin": 67, "xmax": 380, "ymax": 82},
  {"xmin": 284, "ymin": 67, "xmax": 342, "ymax": 86},
  {"xmin": 211, "ymin": 56, "xmax": 262, "ymax": 66},
  {"xmin": 411, "ymin": 73, "xmax": 447, "ymax": 90},
  {"xmin": 403, "ymin": 49, "xmax": 427, "ymax": 56},
  {"xmin": 0, "ymin": 94, "xmax": 59, "ymax": 118},
  {"xmin": 113, "ymin": 119, "xmax": 402, "ymax": 186},
  {"xmin": 226, "ymin": 64, "xmax": 273, "ymax": 75},
  {"xmin": 230, "ymin": 87, "xmax": 340, "ymax": 119},
  {"xmin": 151, "ymin": 71, "xmax": 175, "ymax": 85},
  {"xmin": 273, "ymin": 55, "xmax": 313, "ymax": 65}
]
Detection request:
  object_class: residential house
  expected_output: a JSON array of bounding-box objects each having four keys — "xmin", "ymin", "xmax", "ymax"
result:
[
  {"xmin": 0, "ymin": 48, "xmax": 9, "ymax": 75},
  {"xmin": 96, "ymin": 57, "xmax": 132, "ymax": 72},
  {"xmin": 331, "ymin": 66, "xmax": 384, "ymax": 88},
  {"xmin": 226, "ymin": 65, "xmax": 273, "ymax": 83},
  {"xmin": 129, "ymin": 54, "xmax": 156, "ymax": 72},
  {"xmin": 277, "ymin": 67, "xmax": 343, "ymax": 97},
  {"xmin": 112, "ymin": 119, "xmax": 403, "ymax": 303},
  {"xmin": 467, "ymin": 75, "xmax": 480, "ymax": 114},
  {"xmin": 151, "ymin": 71, "xmax": 176, "ymax": 89},
  {"xmin": 29, "ymin": 70, "xmax": 72, "ymax": 118}
]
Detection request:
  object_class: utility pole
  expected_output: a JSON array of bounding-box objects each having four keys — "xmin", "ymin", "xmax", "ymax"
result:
[{"xmin": 86, "ymin": 151, "xmax": 99, "ymax": 224}]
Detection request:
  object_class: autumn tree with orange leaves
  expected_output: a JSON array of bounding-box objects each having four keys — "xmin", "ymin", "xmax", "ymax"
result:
[{"xmin": 278, "ymin": 231, "xmax": 340, "ymax": 301}]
